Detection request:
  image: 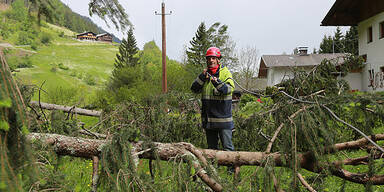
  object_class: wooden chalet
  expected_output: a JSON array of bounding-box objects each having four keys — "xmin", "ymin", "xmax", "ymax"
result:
[
  {"xmin": 96, "ymin": 33, "xmax": 113, "ymax": 43},
  {"xmin": 76, "ymin": 32, "xmax": 97, "ymax": 41}
]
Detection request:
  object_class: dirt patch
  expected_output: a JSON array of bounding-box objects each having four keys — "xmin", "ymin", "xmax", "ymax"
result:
[
  {"xmin": 0, "ymin": 43, "xmax": 36, "ymax": 56},
  {"xmin": 0, "ymin": 3, "xmax": 10, "ymax": 12}
]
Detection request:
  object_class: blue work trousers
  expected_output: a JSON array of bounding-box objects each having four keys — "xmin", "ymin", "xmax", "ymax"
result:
[{"xmin": 205, "ymin": 128, "xmax": 234, "ymax": 151}]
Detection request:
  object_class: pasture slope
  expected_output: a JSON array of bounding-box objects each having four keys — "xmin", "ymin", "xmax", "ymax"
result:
[{"xmin": 10, "ymin": 24, "xmax": 119, "ymax": 103}]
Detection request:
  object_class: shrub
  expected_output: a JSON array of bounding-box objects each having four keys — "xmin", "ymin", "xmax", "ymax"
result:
[
  {"xmin": 58, "ymin": 63, "xmax": 69, "ymax": 70},
  {"xmin": 84, "ymin": 73, "xmax": 96, "ymax": 86},
  {"xmin": 16, "ymin": 31, "xmax": 33, "ymax": 45},
  {"xmin": 77, "ymin": 72, "xmax": 83, "ymax": 79},
  {"xmin": 17, "ymin": 56, "xmax": 33, "ymax": 68},
  {"xmin": 50, "ymin": 64, "xmax": 57, "ymax": 72},
  {"xmin": 0, "ymin": 25, "xmax": 10, "ymax": 40},
  {"xmin": 46, "ymin": 86, "xmax": 81, "ymax": 106},
  {"xmin": 30, "ymin": 42, "xmax": 38, "ymax": 50},
  {"xmin": 40, "ymin": 32, "xmax": 52, "ymax": 45},
  {"xmin": 69, "ymin": 71, "xmax": 77, "ymax": 77},
  {"xmin": 59, "ymin": 31, "xmax": 65, "ymax": 37}
]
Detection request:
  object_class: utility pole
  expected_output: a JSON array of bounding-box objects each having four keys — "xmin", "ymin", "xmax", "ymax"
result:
[{"xmin": 155, "ymin": 2, "xmax": 172, "ymax": 93}]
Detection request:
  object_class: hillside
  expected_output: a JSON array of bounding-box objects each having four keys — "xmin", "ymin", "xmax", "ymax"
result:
[
  {"xmin": 0, "ymin": 1, "xmax": 121, "ymax": 43},
  {"xmin": 7, "ymin": 24, "xmax": 118, "ymax": 104},
  {"xmin": 0, "ymin": 0, "xmax": 123, "ymax": 105}
]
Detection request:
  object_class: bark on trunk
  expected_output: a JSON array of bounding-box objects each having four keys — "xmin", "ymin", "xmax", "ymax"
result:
[
  {"xmin": 26, "ymin": 133, "xmax": 384, "ymax": 185},
  {"xmin": 29, "ymin": 101, "xmax": 102, "ymax": 117}
]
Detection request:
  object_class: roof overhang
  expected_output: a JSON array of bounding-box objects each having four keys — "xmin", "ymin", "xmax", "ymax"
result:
[{"xmin": 321, "ymin": 0, "xmax": 384, "ymax": 26}]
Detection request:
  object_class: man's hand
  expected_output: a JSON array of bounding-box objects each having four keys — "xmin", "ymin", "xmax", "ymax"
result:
[
  {"xmin": 211, "ymin": 76, "xmax": 218, "ymax": 83},
  {"xmin": 203, "ymin": 69, "xmax": 210, "ymax": 79}
]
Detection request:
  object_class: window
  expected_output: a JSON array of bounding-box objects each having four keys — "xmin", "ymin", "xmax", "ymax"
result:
[
  {"xmin": 380, "ymin": 21, "xmax": 384, "ymax": 39},
  {"xmin": 368, "ymin": 26, "xmax": 373, "ymax": 43}
]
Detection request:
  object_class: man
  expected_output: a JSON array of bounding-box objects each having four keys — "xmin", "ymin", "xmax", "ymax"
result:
[{"xmin": 191, "ymin": 47, "xmax": 235, "ymax": 151}]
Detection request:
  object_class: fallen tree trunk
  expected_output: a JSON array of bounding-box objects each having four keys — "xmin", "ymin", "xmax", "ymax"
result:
[
  {"xmin": 26, "ymin": 133, "xmax": 384, "ymax": 185},
  {"xmin": 29, "ymin": 101, "xmax": 102, "ymax": 117}
]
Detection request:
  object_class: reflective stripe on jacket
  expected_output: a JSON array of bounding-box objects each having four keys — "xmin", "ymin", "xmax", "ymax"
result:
[{"xmin": 191, "ymin": 65, "xmax": 234, "ymax": 129}]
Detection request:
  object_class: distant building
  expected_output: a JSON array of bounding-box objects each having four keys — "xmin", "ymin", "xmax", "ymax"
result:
[
  {"xmin": 76, "ymin": 32, "xmax": 97, "ymax": 41},
  {"xmin": 257, "ymin": 47, "xmax": 362, "ymax": 89},
  {"xmin": 321, "ymin": 0, "xmax": 384, "ymax": 92},
  {"xmin": 96, "ymin": 33, "xmax": 113, "ymax": 43},
  {"xmin": 76, "ymin": 32, "xmax": 113, "ymax": 43}
]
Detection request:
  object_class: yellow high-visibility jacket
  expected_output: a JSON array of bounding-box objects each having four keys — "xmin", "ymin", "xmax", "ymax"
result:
[{"xmin": 191, "ymin": 65, "xmax": 234, "ymax": 129}]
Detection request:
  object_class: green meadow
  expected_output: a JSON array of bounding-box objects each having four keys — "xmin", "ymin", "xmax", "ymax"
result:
[{"xmin": 11, "ymin": 25, "xmax": 118, "ymax": 103}]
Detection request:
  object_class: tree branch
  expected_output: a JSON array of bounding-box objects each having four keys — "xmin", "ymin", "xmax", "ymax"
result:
[
  {"xmin": 297, "ymin": 173, "xmax": 316, "ymax": 192},
  {"xmin": 26, "ymin": 133, "xmax": 384, "ymax": 185},
  {"xmin": 29, "ymin": 101, "xmax": 102, "ymax": 117}
]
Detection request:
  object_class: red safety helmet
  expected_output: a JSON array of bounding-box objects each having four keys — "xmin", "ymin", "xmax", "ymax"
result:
[{"xmin": 206, "ymin": 47, "xmax": 221, "ymax": 58}]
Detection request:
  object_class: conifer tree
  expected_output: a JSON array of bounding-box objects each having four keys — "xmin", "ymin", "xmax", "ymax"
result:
[
  {"xmin": 333, "ymin": 27, "xmax": 344, "ymax": 53},
  {"xmin": 344, "ymin": 26, "xmax": 358, "ymax": 55},
  {"xmin": 186, "ymin": 22, "xmax": 210, "ymax": 72},
  {"xmin": 186, "ymin": 22, "xmax": 237, "ymax": 74},
  {"xmin": 319, "ymin": 35, "xmax": 334, "ymax": 53},
  {"xmin": 319, "ymin": 27, "xmax": 345, "ymax": 53},
  {"xmin": 113, "ymin": 27, "xmax": 139, "ymax": 69},
  {"xmin": 319, "ymin": 26, "xmax": 358, "ymax": 54},
  {"xmin": 110, "ymin": 27, "xmax": 139, "ymax": 91}
]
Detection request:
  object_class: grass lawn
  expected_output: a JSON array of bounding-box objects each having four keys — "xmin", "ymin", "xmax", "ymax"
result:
[{"xmin": 12, "ymin": 27, "xmax": 118, "ymax": 104}]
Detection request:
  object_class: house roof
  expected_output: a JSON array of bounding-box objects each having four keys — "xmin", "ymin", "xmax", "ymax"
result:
[
  {"xmin": 261, "ymin": 53, "xmax": 347, "ymax": 68},
  {"xmin": 77, "ymin": 32, "xmax": 97, "ymax": 36},
  {"xmin": 321, "ymin": 0, "xmax": 384, "ymax": 26},
  {"xmin": 96, "ymin": 33, "xmax": 111, "ymax": 37}
]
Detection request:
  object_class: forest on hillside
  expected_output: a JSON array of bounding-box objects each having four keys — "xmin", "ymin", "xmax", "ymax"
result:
[
  {"xmin": 1, "ymin": 0, "xmax": 384, "ymax": 192},
  {"xmin": 0, "ymin": 0, "xmax": 121, "ymax": 43}
]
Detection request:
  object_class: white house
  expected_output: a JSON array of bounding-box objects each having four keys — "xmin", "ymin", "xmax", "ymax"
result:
[
  {"xmin": 257, "ymin": 48, "xmax": 358, "ymax": 88},
  {"xmin": 321, "ymin": 0, "xmax": 384, "ymax": 92}
]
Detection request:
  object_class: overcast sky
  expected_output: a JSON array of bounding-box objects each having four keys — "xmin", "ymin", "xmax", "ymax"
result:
[{"xmin": 61, "ymin": 0, "xmax": 345, "ymax": 61}]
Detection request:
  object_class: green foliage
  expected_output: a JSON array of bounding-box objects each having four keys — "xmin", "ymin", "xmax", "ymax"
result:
[
  {"xmin": 10, "ymin": 0, "xmax": 28, "ymax": 22},
  {"xmin": 0, "ymin": 97, "xmax": 12, "ymax": 108},
  {"xmin": 113, "ymin": 27, "xmax": 139, "ymax": 69},
  {"xmin": 57, "ymin": 62, "xmax": 69, "ymax": 70},
  {"xmin": 0, "ymin": 120, "xmax": 10, "ymax": 131},
  {"xmin": 109, "ymin": 27, "xmax": 140, "ymax": 93},
  {"xmin": 50, "ymin": 65, "xmax": 57, "ymax": 72},
  {"xmin": 40, "ymin": 32, "xmax": 52, "ymax": 44},
  {"xmin": 46, "ymin": 86, "xmax": 81, "ymax": 105},
  {"xmin": 186, "ymin": 22, "xmax": 210, "ymax": 74},
  {"xmin": 1, "ymin": 49, "xmax": 39, "ymax": 191},
  {"xmin": 31, "ymin": 41, "xmax": 39, "ymax": 50},
  {"xmin": 185, "ymin": 22, "xmax": 237, "ymax": 76},
  {"xmin": 49, "ymin": 110, "xmax": 78, "ymax": 135},
  {"xmin": 105, "ymin": 40, "xmax": 189, "ymax": 104},
  {"xmin": 339, "ymin": 54, "xmax": 365, "ymax": 75},
  {"xmin": 17, "ymin": 31, "xmax": 35, "ymax": 45},
  {"xmin": 84, "ymin": 73, "xmax": 97, "ymax": 86},
  {"xmin": 344, "ymin": 26, "xmax": 359, "ymax": 55},
  {"xmin": 98, "ymin": 92, "xmax": 207, "ymax": 190},
  {"xmin": 276, "ymin": 59, "xmax": 350, "ymax": 97},
  {"xmin": 17, "ymin": 56, "xmax": 33, "ymax": 68},
  {"xmin": 7, "ymin": 52, "xmax": 33, "ymax": 71},
  {"xmin": 236, "ymin": 94, "xmax": 272, "ymax": 118},
  {"xmin": 88, "ymin": 0, "xmax": 130, "ymax": 31},
  {"xmin": 319, "ymin": 26, "xmax": 359, "ymax": 55}
]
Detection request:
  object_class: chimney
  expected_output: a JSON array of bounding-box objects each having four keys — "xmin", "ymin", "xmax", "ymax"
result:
[{"xmin": 297, "ymin": 46, "xmax": 308, "ymax": 56}]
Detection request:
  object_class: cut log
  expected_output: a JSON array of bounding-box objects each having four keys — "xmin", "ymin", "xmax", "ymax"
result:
[
  {"xmin": 29, "ymin": 101, "xmax": 101, "ymax": 117},
  {"xmin": 26, "ymin": 133, "xmax": 384, "ymax": 185}
]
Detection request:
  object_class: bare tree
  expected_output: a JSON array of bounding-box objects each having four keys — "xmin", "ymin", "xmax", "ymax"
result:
[{"xmin": 235, "ymin": 46, "xmax": 260, "ymax": 90}]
